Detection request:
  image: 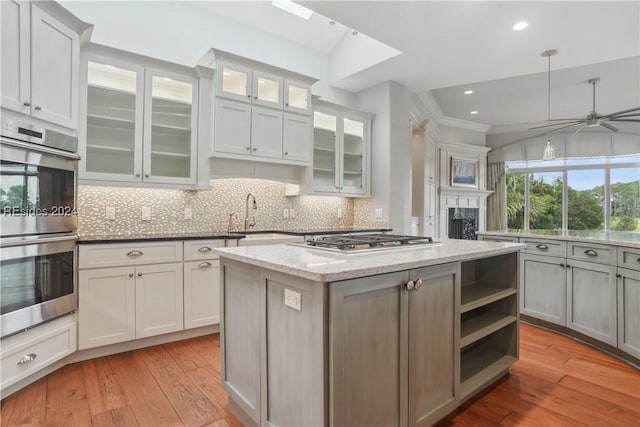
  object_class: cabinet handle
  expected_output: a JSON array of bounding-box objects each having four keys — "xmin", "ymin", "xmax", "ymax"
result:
[
  {"xmin": 198, "ymin": 246, "xmax": 212, "ymax": 253},
  {"xmin": 636, "ymin": 257, "xmax": 640, "ymax": 264},
  {"xmin": 34, "ymin": 106, "xmax": 42, "ymax": 111},
  {"xmin": 246, "ymin": 147, "xmax": 251, "ymax": 151},
  {"xmin": 284, "ymin": 152, "xmax": 288, "ymax": 156},
  {"xmin": 584, "ymin": 249, "xmax": 598, "ymax": 257},
  {"xmin": 535, "ymin": 244, "xmax": 549, "ymax": 250},
  {"xmin": 560, "ymin": 263, "xmax": 565, "ymax": 267},
  {"xmin": 252, "ymin": 148, "xmax": 257, "ymax": 151},
  {"xmin": 137, "ymin": 272, "xmax": 143, "ymax": 277},
  {"xmin": 247, "ymin": 94, "xmax": 251, "ymax": 98},
  {"xmin": 413, "ymin": 278, "xmax": 423, "ymax": 290},
  {"xmin": 254, "ymin": 96, "xmax": 258, "ymax": 100},
  {"xmin": 23, "ymin": 101, "xmax": 31, "ymax": 107},
  {"xmin": 126, "ymin": 250, "xmax": 143, "ymax": 257},
  {"xmin": 135, "ymin": 173, "xmax": 140, "ymax": 177},
  {"xmin": 145, "ymin": 174, "xmax": 150, "ymax": 178},
  {"xmin": 128, "ymin": 273, "xmax": 134, "ymax": 278},
  {"xmin": 198, "ymin": 262, "xmax": 212, "ymax": 268},
  {"xmin": 616, "ymin": 274, "xmax": 622, "ymax": 279},
  {"xmin": 17, "ymin": 353, "xmax": 37, "ymax": 366},
  {"xmin": 405, "ymin": 280, "xmax": 415, "ymax": 291},
  {"xmin": 285, "ymin": 103, "xmax": 289, "ymax": 106},
  {"xmin": 566, "ymin": 264, "xmax": 571, "ymax": 268}
]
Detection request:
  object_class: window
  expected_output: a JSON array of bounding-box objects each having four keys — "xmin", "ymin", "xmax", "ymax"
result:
[{"xmin": 505, "ymin": 155, "xmax": 639, "ymax": 232}]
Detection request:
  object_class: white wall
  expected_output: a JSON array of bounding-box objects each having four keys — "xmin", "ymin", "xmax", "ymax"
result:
[
  {"xmin": 59, "ymin": 0, "xmax": 356, "ymax": 106},
  {"xmin": 356, "ymin": 81, "xmax": 412, "ymax": 234},
  {"xmin": 440, "ymin": 124, "xmax": 486, "ymax": 146}
]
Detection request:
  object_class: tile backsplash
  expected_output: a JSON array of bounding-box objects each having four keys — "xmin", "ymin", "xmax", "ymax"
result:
[{"xmin": 78, "ymin": 179, "xmax": 379, "ymax": 235}]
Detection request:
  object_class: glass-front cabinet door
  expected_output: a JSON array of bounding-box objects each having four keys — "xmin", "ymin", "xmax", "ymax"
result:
[
  {"xmin": 252, "ymin": 71, "xmax": 283, "ymax": 108},
  {"xmin": 84, "ymin": 60, "xmax": 144, "ymax": 181},
  {"xmin": 341, "ymin": 116, "xmax": 366, "ymax": 194},
  {"xmin": 313, "ymin": 110, "xmax": 338, "ymax": 192},
  {"xmin": 284, "ymin": 79, "xmax": 310, "ymax": 115},
  {"xmin": 216, "ymin": 62, "xmax": 252, "ymax": 102},
  {"xmin": 143, "ymin": 70, "xmax": 197, "ymax": 185}
]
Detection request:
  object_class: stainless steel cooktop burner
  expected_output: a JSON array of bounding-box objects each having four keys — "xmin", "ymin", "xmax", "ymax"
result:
[{"xmin": 293, "ymin": 233, "xmax": 437, "ymax": 253}]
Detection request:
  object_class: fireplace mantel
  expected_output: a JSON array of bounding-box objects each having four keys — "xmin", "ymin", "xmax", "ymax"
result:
[{"xmin": 440, "ymin": 186, "xmax": 493, "ymax": 198}]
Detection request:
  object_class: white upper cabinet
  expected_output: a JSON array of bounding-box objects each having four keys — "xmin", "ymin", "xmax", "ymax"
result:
[
  {"xmin": 284, "ymin": 79, "xmax": 311, "ymax": 115},
  {"xmin": 310, "ymin": 104, "xmax": 371, "ymax": 197},
  {"xmin": 80, "ymin": 48, "xmax": 208, "ymax": 188},
  {"xmin": 1, "ymin": 1, "xmax": 83, "ymax": 130},
  {"xmin": 206, "ymin": 50, "xmax": 316, "ymax": 167}
]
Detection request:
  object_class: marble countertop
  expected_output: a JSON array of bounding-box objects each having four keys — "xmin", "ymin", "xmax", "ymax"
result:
[
  {"xmin": 77, "ymin": 228, "xmax": 392, "ymax": 244},
  {"xmin": 214, "ymin": 240, "xmax": 524, "ymax": 282},
  {"xmin": 478, "ymin": 230, "xmax": 640, "ymax": 249}
]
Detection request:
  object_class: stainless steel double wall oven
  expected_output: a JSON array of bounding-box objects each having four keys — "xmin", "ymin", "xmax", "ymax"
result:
[{"xmin": 1, "ymin": 116, "xmax": 80, "ymax": 338}]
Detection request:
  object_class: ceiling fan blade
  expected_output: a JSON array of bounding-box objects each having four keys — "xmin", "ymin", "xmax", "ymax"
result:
[
  {"xmin": 572, "ymin": 123, "xmax": 589, "ymax": 136},
  {"xmin": 529, "ymin": 121, "xmax": 582, "ymax": 130},
  {"xmin": 609, "ymin": 119, "xmax": 640, "ymax": 122},
  {"xmin": 607, "ymin": 112, "xmax": 640, "ymax": 119},
  {"xmin": 599, "ymin": 122, "xmax": 619, "ymax": 132},
  {"xmin": 602, "ymin": 107, "xmax": 640, "ymax": 119},
  {"xmin": 535, "ymin": 121, "xmax": 584, "ymax": 137}
]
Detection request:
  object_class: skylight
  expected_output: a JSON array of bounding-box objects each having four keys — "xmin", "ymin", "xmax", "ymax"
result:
[{"xmin": 271, "ymin": 0, "xmax": 313, "ymax": 20}]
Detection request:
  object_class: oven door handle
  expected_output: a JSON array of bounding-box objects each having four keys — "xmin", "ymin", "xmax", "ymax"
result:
[{"xmin": 0, "ymin": 137, "xmax": 80, "ymax": 161}]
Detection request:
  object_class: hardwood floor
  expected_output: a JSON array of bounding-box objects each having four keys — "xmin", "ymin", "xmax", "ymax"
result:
[{"xmin": 1, "ymin": 323, "xmax": 639, "ymax": 426}]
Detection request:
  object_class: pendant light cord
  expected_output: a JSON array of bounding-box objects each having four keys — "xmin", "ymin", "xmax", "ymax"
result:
[{"xmin": 547, "ymin": 53, "xmax": 551, "ymax": 123}]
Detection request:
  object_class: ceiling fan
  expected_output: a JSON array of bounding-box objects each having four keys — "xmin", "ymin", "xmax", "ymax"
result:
[{"xmin": 529, "ymin": 50, "xmax": 640, "ymax": 136}]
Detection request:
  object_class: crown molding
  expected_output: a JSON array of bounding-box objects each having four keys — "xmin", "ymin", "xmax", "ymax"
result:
[{"xmin": 415, "ymin": 91, "xmax": 491, "ymax": 134}]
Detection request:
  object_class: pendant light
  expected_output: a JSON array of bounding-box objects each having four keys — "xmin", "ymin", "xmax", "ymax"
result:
[{"xmin": 541, "ymin": 49, "xmax": 558, "ymax": 161}]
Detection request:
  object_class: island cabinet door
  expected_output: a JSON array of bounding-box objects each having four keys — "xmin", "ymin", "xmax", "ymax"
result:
[
  {"xmin": 408, "ymin": 264, "xmax": 460, "ymax": 427},
  {"xmin": 330, "ymin": 271, "xmax": 410, "ymax": 427},
  {"xmin": 519, "ymin": 253, "xmax": 567, "ymax": 325}
]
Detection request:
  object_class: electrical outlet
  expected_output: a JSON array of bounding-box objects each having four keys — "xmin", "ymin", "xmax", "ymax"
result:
[
  {"xmin": 105, "ymin": 207, "xmax": 116, "ymax": 220},
  {"xmin": 284, "ymin": 288, "xmax": 301, "ymax": 311},
  {"xmin": 283, "ymin": 208, "xmax": 289, "ymax": 219},
  {"xmin": 375, "ymin": 208, "xmax": 383, "ymax": 219},
  {"xmin": 289, "ymin": 208, "xmax": 296, "ymax": 219},
  {"xmin": 337, "ymin": 208, "xmax": 343, "ymax": 219},
  {"xmin": 141, "ymin": 206, "xmax": 151, "ymax": 221},
  {"xmin": 184, "ymin": 207, "xmax": 193, "ymax": 220}
]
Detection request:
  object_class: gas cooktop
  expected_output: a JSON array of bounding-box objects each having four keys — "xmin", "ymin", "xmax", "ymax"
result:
[{"xmin": 290, "ymin": 233, "xmax": 437, "ymax": 253}]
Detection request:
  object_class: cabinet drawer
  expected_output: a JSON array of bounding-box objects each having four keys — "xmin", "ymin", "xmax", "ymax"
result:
[
  {"xmin": 184, "ymin": 239, "xmax": 224, "ymax": 261},
  {"xmin": 568, "ymin": 242, "xmax": 616, "ymax": 264},
  {"xmin": 1, "ymin": 317, "xmax": 76, "ymax": 389},
  {"xmin": 520, "ymin": 238, "xmax": 566, "ymax": 257},
  {"xmin": 618, "ymin": 246, "xmax": 640, "ymax": 271},
  {"xmin": 79, "ymin": 241, "xmax": 182, "ymax": 269}
]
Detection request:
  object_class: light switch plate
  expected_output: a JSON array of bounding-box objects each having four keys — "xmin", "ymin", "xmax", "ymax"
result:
[
  {"xmin": 283, "ymin": 208, "xmax": 289, "ymax": 219},
  {"xmin": 184, "ymin": 207, "xmax": 193, "ymax": 220},
  {"xmin": 284, "ymin": 288, "xmax": 301, "ymax": 311},
  {"xmin": 289, "ymin": 208, "xmax": 296, "ymax": 219},
  {"xmin": 337, "ymin": 208, "xmax": 343, "ymax": 219},
  {"xmin": 141, "ymin": 206, "xmax": 151, "ymax": 221},
  {"xmin": 375, "ymin": 208, "xmax": 383, "ymax": 219}
]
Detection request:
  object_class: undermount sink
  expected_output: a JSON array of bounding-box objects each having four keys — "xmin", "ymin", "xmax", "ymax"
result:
[{"xmin": 237, "ymin": 233, "xmax": 305, "ymax": 246}]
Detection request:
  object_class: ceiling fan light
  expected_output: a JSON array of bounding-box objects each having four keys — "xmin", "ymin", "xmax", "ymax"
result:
[{"xmin": 542, "ymin": 139, "xmax": 556, "ymax": 161}]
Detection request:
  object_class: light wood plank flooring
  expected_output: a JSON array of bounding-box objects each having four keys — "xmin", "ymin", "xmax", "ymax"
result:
[{"xmin": 1, "ymin": 323, "xmax": 639, "ymax": 426}]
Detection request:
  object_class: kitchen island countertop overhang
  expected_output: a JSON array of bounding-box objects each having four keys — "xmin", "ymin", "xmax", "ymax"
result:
[{"xmin": 213, "ymin": 239, "xmax": 525, "ymax": 282}]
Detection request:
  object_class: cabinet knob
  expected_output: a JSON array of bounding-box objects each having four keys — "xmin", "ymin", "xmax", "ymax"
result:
[
  {"xmin": 145, "ymin": 174, "xmax": 150, "ymax": 178},
  {"xmin": 137, "ymin": 272, "xmax": 143, "ymax": 277},
  {"xmin": 405, "ymin": 280, "xmax": 415, "ymax": 291},
  {"xmin": 535, "ymin": 244, "xmax": 549, "ymax": 250},
  {"xmin": 126, "ymin": 250, "xmax": 143, "ymax": 257},
  {"xmin": 198, "ymin": 262, "xmax": 212, "ymax": 268},
  {"xmin": 284, "ymin": 152, "xmax": 288, "ymax": 156},
  {"xmin": 252, "ymin": 148, "xmax": 257, "ymax": 151},
  {"xmin": 584, "ymin": 249, "xmax": 598, "ymax": 257},
  {"xmin": 135, "ymin": 173, "xmax": 141, "ymax": 177},
  {"xmin": 285, "ymin": 103, "xmax": 289, "ymax": 106},
  {"xmin": 413, "ymin": 278, "xmax": 423, "ymax": 290},
  {"xmin": 128, "ymin": 273, "xmax": 134, "ymax": 278},
  {"xmin": 247, "ymin": 94, "xmax": 251, "ymax": 98},
  {"xmin": 23, "ymin": 101, "xmax": 31, "ymax": 107},
  {"xmin": 246, "ymin": 147, "xmax": 251, "ymax": 151},
  {"xmin": 34, "ymin": 105, "xmax": 42, "ymax": 111},
  {"xmin": 17, "ymin": 353, "xmax": 37, "ymax": 366}
]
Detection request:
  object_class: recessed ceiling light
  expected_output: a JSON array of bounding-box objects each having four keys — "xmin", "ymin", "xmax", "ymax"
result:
[
  {"xmin": 470, "ymin": 111, "xmax": 479, "ymax": 115},
  {"xmin": 271, "ymin": 0, "xmax": 313, "ymax": 20},
  {"xmin": 512, "ymin": 21, "xmax": 528, "ymax": 31},
  {"xmin": 464, "ymin": 90, "xmax": 473, "ymax": 95}
]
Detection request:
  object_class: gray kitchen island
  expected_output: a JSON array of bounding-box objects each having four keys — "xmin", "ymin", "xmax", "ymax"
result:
[{"xmin": 214, "ymin": 239, "xmax": 523, "ymax": 427}]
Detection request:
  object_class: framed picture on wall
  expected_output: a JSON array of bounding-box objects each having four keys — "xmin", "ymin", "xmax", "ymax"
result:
[{"xmin": 450, "ymin": 157, "xmax": 478, "ymax": 188}]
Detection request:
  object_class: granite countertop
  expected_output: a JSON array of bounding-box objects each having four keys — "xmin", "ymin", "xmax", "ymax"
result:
[
  {"xmin": 477, "ymin": 230, "xmax": 640, "ymax": 248},
  {"xmin": 214, "ymin": 240, "xmax": 524, "ymax": 282},
  {"xmin": 77, "ymin": 228, "xmax": 392, "ymax": 244}
]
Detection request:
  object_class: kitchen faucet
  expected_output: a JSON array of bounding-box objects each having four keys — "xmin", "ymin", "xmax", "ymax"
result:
[{"xmin": 244, "ymin": 193, "xmax": 258, "ymax": 230}]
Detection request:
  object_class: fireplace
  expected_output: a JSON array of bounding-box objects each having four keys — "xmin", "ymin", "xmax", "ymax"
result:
[{"xmin": 448, "ymin": 208, "xmax": 479, "ymax": 240}]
